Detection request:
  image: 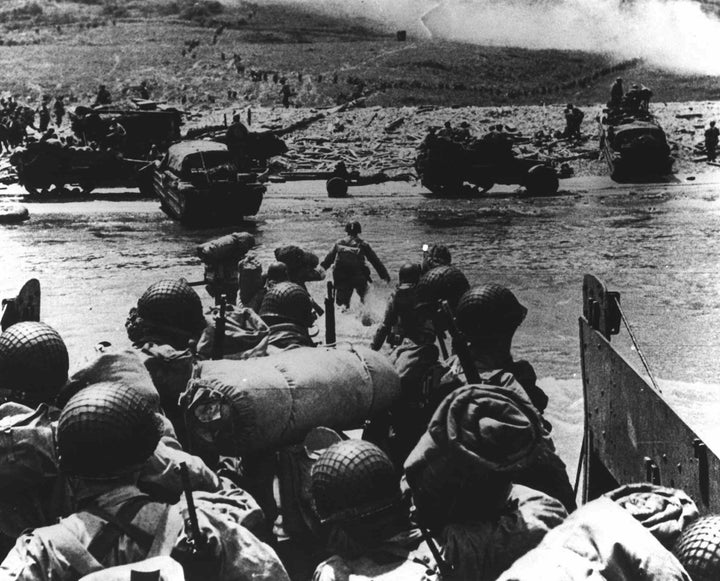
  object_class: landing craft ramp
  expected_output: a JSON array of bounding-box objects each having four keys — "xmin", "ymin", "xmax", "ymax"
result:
[{"xmin": 580, "ymin": 274, "xmax": 720, "ymax": 511}]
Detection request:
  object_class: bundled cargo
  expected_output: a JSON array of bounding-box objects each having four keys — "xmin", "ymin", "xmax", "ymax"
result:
[
  {"xmin": 181, "ymin": 345, "xmax": 401, "ymax": 456},
  {"xmin": 197, "ymin": 232, "xmax": 255, "ymax": 302},
  {"xmin": 196, "ymin": 232, "xmax": 255, "ymax": 264}
]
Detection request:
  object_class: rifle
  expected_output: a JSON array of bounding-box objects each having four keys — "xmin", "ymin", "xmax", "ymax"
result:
[
  {"xmin": 179, "ymin": 462, "xmax": 206, "ymax": 552},
  {"xmin": 211, "ymin": 294, "xmax": 227, "ymax": 360},
  {"xmin": 420, "ymin": 527, "xmax": 456, "ymax": 580},
  {"xmin": 440, "ymin": 300, "xmax": 480, "ymax": 384},
  {"xmin": 325, "ymin": 281, "xmax": 336, "ymax": 345}
]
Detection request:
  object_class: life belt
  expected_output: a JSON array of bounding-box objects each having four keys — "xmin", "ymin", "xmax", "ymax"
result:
[{"xmin": 0, "ymin": 202, "xmax": 29, "ymax": 224}]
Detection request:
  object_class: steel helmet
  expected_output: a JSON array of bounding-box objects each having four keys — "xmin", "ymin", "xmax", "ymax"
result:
[
  {"xmin": 265, "ymin": 261, "xmax": 289, "ymax": 284},
  {"xmin": 415, "ymin": 265, "xmax": 470, "ymax": 309},
  {"xmin": 674, "ymin": 515, "xmax": 720, "ymax": 581},
  {"xmin": 0, "ymin": 321, "xmax": 69, "ymax": 398},
  {"xmin": 136, "ymin": 279, "xmax": 205, "ymax": 337},
  {"xmin": 259, "ymin": 282, "xmax": 315, "ymax": 327},
  {"xmin": 398, "ymin": 262, "xmax": 421, "ymax": 285},
  {"xmin": 455, "ymin": 284, "xmax": 527, "ymax": 337},
  {"xmin": 311, "ymin": 439, "xmax": 400, "ymax": 524},
  {"xmin": 58, "ymin": 382, "xmax": 162, "ymax": 478}
]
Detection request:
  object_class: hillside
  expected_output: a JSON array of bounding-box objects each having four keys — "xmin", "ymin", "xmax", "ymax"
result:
[{"xmin": 0, "ymin": 1, "xmax": 717, "ymax": 109}]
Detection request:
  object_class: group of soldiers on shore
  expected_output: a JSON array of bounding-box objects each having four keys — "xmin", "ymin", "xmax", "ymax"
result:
[{"xmin": 0, "ymin": 220, "xmax": 716, "ymax": 580}]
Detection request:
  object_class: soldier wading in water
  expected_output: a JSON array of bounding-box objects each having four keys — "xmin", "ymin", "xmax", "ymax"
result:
[{"xmin": 321, "ymin": 221, "xmax": 390, "ymax": 309}]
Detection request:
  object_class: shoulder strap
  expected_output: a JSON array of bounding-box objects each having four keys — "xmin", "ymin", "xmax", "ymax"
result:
[
  {"xmin": 33, "ymin": 522, "xmax": 104, "ymax": 577},
  {"xmin": 85, "ymin": 496, "xmax": 155, "ymax": 562},
  {"xmin": 147, "ymin": 504, "xmax": 185, "ymax": 559}
]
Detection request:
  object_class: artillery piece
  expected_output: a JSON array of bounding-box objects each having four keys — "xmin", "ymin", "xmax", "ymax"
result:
[{"xmin": 415, "ymin": 127, "xmax": 559, "ymax": 197}]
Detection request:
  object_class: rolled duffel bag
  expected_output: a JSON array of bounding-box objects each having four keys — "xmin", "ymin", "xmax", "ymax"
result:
[
  {"xmin": 181, "ymin": 344, "xmax": 400, "ymax": 456},
  {"xmin": 196, "ymin": 232, "xmax": 255, "ymax": 264}
]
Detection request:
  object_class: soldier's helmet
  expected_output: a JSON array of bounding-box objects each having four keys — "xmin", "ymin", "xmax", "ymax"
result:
[
  {"xmin": 674, "ymin": 515, "xmax": 720, "ymax": 581},
  {"xmin": 455, "ymin": 284, "xmax": 527, "ymax": 337},
  {"xmin": 311, "ymin": 439, "xmax": 400, "ymax": 524},
  {"xmin": 259, "ymin": 282, "xmax": 315, "ymax": 328},
  {"xmin": 136, "ymin": 279, "xmax": 206, "ymax": 338},
  {"xmin": 345, "ymin": 221, "xmax": 362, "ymax": 236},
  {"xmin": 415, "ymin": 265, "xmax": 470, "ymax": 310},
  {"xmin": 266, "ymin": 261, "xmax": 289, "ymax": 284},
  {"xmin": 58, "ymin": 383, "xmax": 162, "ymax": 478},
  {"xmin": 398, "ymin": 262, "xmax": 421, "ymax": 286},
  {"xmin": 0, "ymin": 322, "xmax": 69, "ymax": 400},
  {"xmin": 428, "ymin": 244, "xmax": 451, "ymax": 266}
]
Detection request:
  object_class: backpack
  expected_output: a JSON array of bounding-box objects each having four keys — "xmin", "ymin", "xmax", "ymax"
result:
[{"xmin": 334, "ymin": 243, "xmax": 364, "ymax": 271}]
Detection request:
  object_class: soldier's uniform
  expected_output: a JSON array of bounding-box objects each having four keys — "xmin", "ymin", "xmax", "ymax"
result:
[
  {"xmin": 0, "ymin": 384, "xmax": 289, "ymax": 581},
  {"xmin": 321, "ymin": 222, "xmax": 390, "ymax": 308}
]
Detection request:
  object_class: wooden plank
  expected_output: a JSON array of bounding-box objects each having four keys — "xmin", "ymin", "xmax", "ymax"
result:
[{"xmin": 580, "ymin": 317, "xmax": 720, "ymax": 511}]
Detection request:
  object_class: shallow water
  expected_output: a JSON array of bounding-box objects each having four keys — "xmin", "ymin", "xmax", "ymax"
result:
[{"xmin": 2, "ymin": 178, "xmax": 720, "ymax": 471}]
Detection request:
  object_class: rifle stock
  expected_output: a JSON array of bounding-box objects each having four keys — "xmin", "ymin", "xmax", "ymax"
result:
[
  {"xmin": 325, "ymin": 281, "xmax": 336, "ymax": 344},
  {"xmin": 440, "ymin": 300, "xmax": 480, "ymax": 384}
]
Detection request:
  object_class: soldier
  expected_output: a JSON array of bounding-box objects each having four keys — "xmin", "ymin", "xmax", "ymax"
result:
[
  {"xmin": 125, "ymin": 279, "xmax": 207, "ymax": 435},
  {"xmin": 0, "ymin": 322, "xmax": 71, "ymax": 555},
  {"xmin": 245, "ymin": 261, "xmax": 288, "ymax": 313},
  {"xmin": 371, "ymin": 262, "xmax": 422, "ymax": 351},
  {"xmin": 0, "ymin": 383, "xmax": 289, "ymax": 581},
  {"xmin": 274, "ymin": 245, "xmax": 324, "ymax": 289},
  {"xmin": 321, "ymin": 221, "xmax": 390, "ymax": 309},
  {"xmin": 258, "ymin": 282, "xmax": 317, "ymax": 353},
  {"xmin": 421, "ymin": 243, "xmax": 451, "ymax": 273},
  {"xmin": 311, "ymin": 440, "xmax": 440, "ymax": 580},
  {"xmin": 94, "ymin": 84, "xmax": 112, "ymax": 107},
  {"xmin": 52, "ymin": 96, "xmax": 65, "ymax": 127},
  {"xmin": 280, "ymin": 82, "xmax": 293, "ymax": 108},
  {"xmin": 37, "ymin": 102, "xmax": 51, "ymax": 133},
  {"xmin": 609, "ymin": 77, "xmax": 624, "ymax": 108},
  {"xmin": 403, "ymin": 384, "xmax": 568, "ymax": 579},
  {"xmin": 138, "ymin": 80, "xmax": 150, "ymax": 100},
  {"xmin": 435, "ymin": 284, "xmax": 576, "ymax": 511},
  {"xmin": 705, "ymin": 120, "xmax": 719, "ymax": 161},
  {"xmin": 563, "ymin": 104, "xmax": 584, "ymax": 139},
  {"xmin": 224, "ymin": 113, "xmax": 249, "ymax": 162},
  {"xmin": 0, "ymin": 321, "xmax": 219, "ymax": 558}
]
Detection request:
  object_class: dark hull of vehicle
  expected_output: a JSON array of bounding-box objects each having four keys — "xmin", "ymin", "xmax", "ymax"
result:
[
  {"xmin": 416, "ymin": 137, "xmax": 559, "ymax": 197},
  {"xmin": 154, "ymin": 173, "xmax": 265, "ymax": 226},
  {"xmin": 599, "ymin": 121, "xmax": 674, "ymax": 183}
]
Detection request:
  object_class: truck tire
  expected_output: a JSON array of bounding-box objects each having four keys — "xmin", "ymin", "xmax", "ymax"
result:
[
  {"xmin": 326, "ymin": 177, "xmax": 348, "ymax": 198},
  {"xmin": 525, "ymin": 165, "xmax": 559, "ymax": 196}
]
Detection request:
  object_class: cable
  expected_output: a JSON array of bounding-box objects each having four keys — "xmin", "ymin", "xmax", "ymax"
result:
[{"xmin": 613, "ymin": 295, "xmax": 662, "ymax": 394}]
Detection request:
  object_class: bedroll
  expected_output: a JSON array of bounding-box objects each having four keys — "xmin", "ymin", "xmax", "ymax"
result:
[{"xmin": 181, "ymin": 344, "xmax": 401, "ymax": 456}]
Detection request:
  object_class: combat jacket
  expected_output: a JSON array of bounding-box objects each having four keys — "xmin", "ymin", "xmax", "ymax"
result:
[
  {"xmin": 312, "ymin": 529, "xmax": 439, "ymax": 581},
  {"xmin": 321, "ymin": 236, "xmax": 389, "ymax": 282},
  {"xmin": 0, "ymin": 485, "xmax": 289, "ymax": 581}
]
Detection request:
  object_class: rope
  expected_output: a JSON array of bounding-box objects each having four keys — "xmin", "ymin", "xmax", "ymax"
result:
[{"xmin": 613, "ymin": 295, "xmax": 662, "ymax": 394}]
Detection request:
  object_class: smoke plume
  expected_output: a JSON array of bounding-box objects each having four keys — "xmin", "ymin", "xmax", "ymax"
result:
[{"xmin": 252, "ymin": 0, "xmax": 720, "ymax": 75}]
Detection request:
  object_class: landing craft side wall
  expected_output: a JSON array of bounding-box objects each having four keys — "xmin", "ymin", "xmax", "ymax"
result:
[{"xmin": 580, "ymin": 317, "xmax": 720, "ymax": 512}]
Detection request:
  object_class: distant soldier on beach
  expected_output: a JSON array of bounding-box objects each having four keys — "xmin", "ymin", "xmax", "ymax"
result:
[
  {"xmin": 37, "ymin": 102, "xmax": 50, "ymax": 133},
  {"xmin": 52, "ymin": 96, "xmax": 65, "ymax": 127},
  {"xmin": 563, "ymin": 104, "xmax": 584, "ymax": 139},
  {"xmin": 280, "ymin": 82, "xmax": 294, "ymax": 108},
  {"xmin": 705, "ymin": 121, "xmax": 719, "ymax": 161},
  {"xmin": 93, "ymin": 84, "xmax": 112, "ymax": 107}
]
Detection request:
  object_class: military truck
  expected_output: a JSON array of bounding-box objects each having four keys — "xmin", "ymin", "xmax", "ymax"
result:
[
  {"xmin": 10, "ymin": 142, "xmax": 152, "ymax": 196},
  {"xmin": 150, "ymin": 140, "xmax": 266, "ymax": 226},
  {"xmin": 599, "ymin": 115, "xmax": 673, "ymax": 182},
  {"xmin": 70, "ymin": 102, "xmax": 182, "ymax": 158},
  {"xmin": 415, "ymin": 129, "xmax": 559, "ymax": 197}
]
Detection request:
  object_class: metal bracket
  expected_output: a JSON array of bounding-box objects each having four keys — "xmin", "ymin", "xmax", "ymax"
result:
[{"xmin": 583, "ymin": 275, "xmax": 621, "ymax": 339}]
